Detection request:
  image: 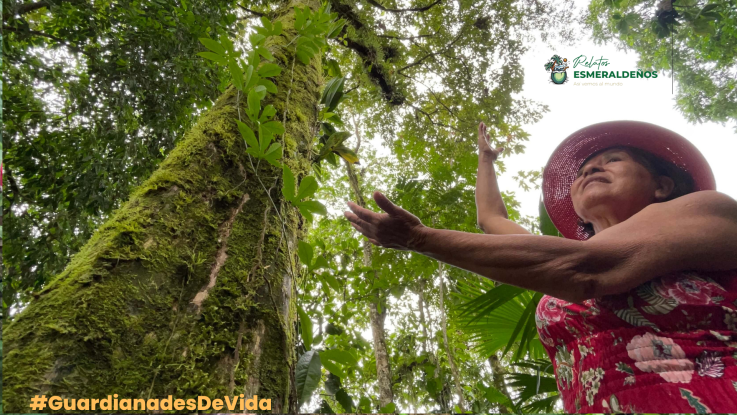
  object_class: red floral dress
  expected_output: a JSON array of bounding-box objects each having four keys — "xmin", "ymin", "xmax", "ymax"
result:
[{"xmin": 536, "ymin": 269, "xmax": 737, "ymax": 413}]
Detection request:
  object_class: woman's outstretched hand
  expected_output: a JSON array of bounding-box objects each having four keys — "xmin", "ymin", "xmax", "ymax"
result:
[
  {"xmin": 479, "ymin": 121, "xmax": 505, "ymax": 160},
  {"xmin": 344, "ymin": 191, "xmax": 428, "ymax": 251}
]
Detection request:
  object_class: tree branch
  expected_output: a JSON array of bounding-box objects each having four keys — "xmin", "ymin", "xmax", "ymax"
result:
[
  {"xmin": 398, "ymin": 27, "xmax": 466, "ymax": 73},
  {"xmin": 3, "ymin": 26, "xmax": 91, "ymax": 57},
  {"xmin": 365, "ymin": 0, "xmax": 443, "ymax": 13},
  {"xmin": 237, "ymin": 5, "xmax": 265, "ymax": 17}
]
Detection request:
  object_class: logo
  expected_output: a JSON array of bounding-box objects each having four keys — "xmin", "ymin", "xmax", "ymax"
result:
[{"xmin": 544, "ymin": 54, "xmax": 569, "ymax": 85}]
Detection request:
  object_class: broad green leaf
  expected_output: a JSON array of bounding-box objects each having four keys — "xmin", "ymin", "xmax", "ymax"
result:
[
  {"xmin": 328, "ymin": 19, "xmax": 346, "ymax": 38},
  {"xmin": 258, "ymin": 124, "xmax": 273, "ymax": 154},
  {"xmin": 378, "ymin": 402, "xmax": 396, "ymax": 413},
  {"xmin": 297, "ymin": 304, "xmax": 313, "ymax": 350},
  {"xmin": 264, "ymin": 145, "xmax": 283, "ymax": 167},
  {"xmin": 256, "ymin": 46, "xmax": 274, "ymax": 61},
  {"xmin": 236, "ymin": 120, "xmax": 259, "ymax": 149},
  {"xmin": 254, "ymin": 85, "xmax": 267, "ymax": 100},
  {"xmin": 296, "ymin": 176, "xmax": 319, "ymax": 200},
  {"xmin": 296, "ymin": 202, "xmax": 314, "ymax": 223},
  {"xmin": 260, "ymin": 104, "xmax": 277, "ymax": 121},
  {"xmin": 299, "ymin": 200, "xmax": 327, "ymax": 215},
  {"xmin": 320, "ymin": 349, "xmax": 359, "ymax": 367},
  {"xmin": 228, "ymin": 58, "xmax": 243, "ymax": 90},
  {"xmin": 321, "ymin": 358, "xmax": 347, "ymax": 378},
  {"xmin": 260, "ymin": 16, "xmax": 273, "ymax": 31},
  {"xmin": 333, "ymin": 144, "xmax": 359, "ymax": 164},
  {"xmin": 335, "ymin": 389, "xmax": 354, "ymax": 413},
  {"xmin": 258, "ymin": 63, "xmax": 282, "ymax": 77},
  {"xmin": 273, "ymin": 21, "xmax": 283, "ymax": 36},
  {"xmin": 196, "ymin": 52, "xmax": 226, "ymax": 64},
  {"xmin": 264, "ymin": 142, "xmax": 281, "ymax": 157},
  {"xmin": 282, "ymin": 165, "xmax": 296, "ymax": 201},
  {"xmin": 257, "ymin": 79, "xmax": 278, "ymax": 94},
  {"xmin": 247, "ymin": 89, "xmax": 261, "ymax": 121},
  {"xmin": 321, "ymin": 271, "xmax": 341, "ymax": 291},
  {"xmin": 261, "ymin": 120, "xmax": 285, "ymax": 137},
  {"xmin": 312, "ymin": 256, "xmax": 330, "ymax": 271},
  {"xmin": 296, "ymin": 49, "xmax": 311, "ymax": 65},
  {"xmin": 199, "ymin": 37, "xmax": 225, "ymax": 55},
  {"xmin": 358, "ymin": 397, "xmax": 372, "ymax": 413},
  {"xmin": 295, "ymin": 351, "xmax": 321, "ymax": 406},
  {"xmin": 249, "ymin": 33, "xmax": 266, "ymax": 46},
  {"xmin": 298, "ymin": 240, "xmax": 314, "ymax": 268},
  {"xmin": 539, "ymin": 196, "xmax": 562, "ymax": 237}
]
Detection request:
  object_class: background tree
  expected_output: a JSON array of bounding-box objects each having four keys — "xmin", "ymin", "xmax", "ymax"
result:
[{"xmin": 580, "ymin": 0, "xmax": 737, "ymax": 132}]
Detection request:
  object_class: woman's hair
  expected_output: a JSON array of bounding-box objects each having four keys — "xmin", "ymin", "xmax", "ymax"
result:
[{"xmin": 577, "ymin": 146, "xmax": 696, "ymax": 238}]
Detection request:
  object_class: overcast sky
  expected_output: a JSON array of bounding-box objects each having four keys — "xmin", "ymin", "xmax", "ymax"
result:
[{"xmin": 496, "ymin": 3, "xmax": 737, "ymax": 221}]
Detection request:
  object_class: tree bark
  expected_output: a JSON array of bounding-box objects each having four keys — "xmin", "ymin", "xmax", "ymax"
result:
[
  {"xmin": 488, "ymin": 353, "xmax": 514, "ymax": 414},
  {"xmin": 2, "ymin": 0, "xmax": 322, "ymax": 412},
  {"xmin": 345, "ymin": 160, "xmax": 394, "ymax": 409},
  {"xmin": 438, "ymin": 263, "xmax": 465, "ymax": 413}
]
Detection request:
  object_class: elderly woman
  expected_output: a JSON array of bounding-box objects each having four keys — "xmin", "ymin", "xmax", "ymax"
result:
[{"xmin": 344, "ymin": 120, "xmax": 737, "ymax": 412}]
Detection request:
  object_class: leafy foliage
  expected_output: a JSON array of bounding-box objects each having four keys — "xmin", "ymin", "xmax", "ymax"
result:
[{"xmin": 583, "ymin": 0, "xmax": 737, "ymax": 132}]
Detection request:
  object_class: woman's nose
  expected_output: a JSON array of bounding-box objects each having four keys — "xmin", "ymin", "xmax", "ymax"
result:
[{"xmin": 582, "ymin": 163, "xmax": 603, "ymax": 178}]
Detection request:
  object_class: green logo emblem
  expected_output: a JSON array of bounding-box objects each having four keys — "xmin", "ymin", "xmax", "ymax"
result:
[{"xmin": 545, "ymin": 54, "xmax": 569, "ymax": 85}]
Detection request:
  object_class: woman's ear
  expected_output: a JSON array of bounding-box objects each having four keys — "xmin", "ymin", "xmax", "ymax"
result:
[{"xmin": 654, "ymin": 175, "xmax": 675, "ymax": 201}]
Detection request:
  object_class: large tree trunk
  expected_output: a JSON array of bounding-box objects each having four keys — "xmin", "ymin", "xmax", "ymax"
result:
[
  {"xmin": 345, "ymin": 160, "xmax": 394, "ymax": 409},
  {"xmin": 2, "ymin": 0, "xmax": 322, "ymax": 412}
]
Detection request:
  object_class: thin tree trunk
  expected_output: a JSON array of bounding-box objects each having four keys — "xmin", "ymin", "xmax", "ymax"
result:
[
  {"xmin": 2, "ymin": 0, "xmax": 321, "ymax": 412},
  {"xmin": 345, "ymin": 159, "xmax": 394, "ymax": 409},
  {"xmin": 488, "ymin": 353, "xmax": 514, "ymax": 414},
  {"xmin": 438, "ymin": 263, "xmax": 465, "ymax": 413}
]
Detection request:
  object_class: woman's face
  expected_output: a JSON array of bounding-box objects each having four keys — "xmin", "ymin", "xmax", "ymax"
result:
[{"xmin": 570, "ymin": 148, "xmax": 671, "ymax": 226}]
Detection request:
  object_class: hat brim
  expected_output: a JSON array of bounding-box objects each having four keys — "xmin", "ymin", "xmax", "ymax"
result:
[{"xmin": 542, "ymin": 120, "xmax": 716, "ymax": 241}]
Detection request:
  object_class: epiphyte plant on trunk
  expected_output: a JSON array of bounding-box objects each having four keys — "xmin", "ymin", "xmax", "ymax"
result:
[{"xmin": 197, "ymin": 6, "xmax": 363, "ymax": 412}]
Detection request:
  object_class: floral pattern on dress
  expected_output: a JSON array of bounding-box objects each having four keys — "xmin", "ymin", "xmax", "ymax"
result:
[
  {"xmin": 537, "ymin": 269, "xmax": 737, "ymax": 412},
  {"xmin": 626, "ymin": 332, "xmax": 694, "ymax": 383}
]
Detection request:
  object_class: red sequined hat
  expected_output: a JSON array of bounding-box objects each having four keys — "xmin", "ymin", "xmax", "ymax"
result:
[{"xmin": 542, "ymin": 120, "xmax": 716, "ymax": 240}]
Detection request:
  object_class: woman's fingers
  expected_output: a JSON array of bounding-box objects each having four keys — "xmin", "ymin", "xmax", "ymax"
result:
[
  {"xmin": 373, "ymin": 191, "xmax": 402, "ymax": 216},
  {"xmin": 346, "ymin": 200, "xmax": 381, "ymax": 225}
]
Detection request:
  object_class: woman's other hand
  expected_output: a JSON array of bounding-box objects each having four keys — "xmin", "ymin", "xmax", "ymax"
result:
[
  {"xmin": 479, "ymin": 121, "xmax": 504, "ymax": 160},
  {"xmin": 344, "ymin": 191, "xmax": 428, "ymax": 251}
]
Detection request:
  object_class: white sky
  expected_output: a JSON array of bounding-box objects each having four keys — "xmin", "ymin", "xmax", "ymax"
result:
[{"xmin": 496, "ymin": 3, "xmax": 737, "ymax": 220}]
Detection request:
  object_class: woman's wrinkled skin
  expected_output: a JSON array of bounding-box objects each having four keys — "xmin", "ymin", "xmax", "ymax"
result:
[
  {"xmin": 343, "ymin": 147, "xmax": 676, "ymax": 250},
  {"xmin": 571, "ymin": 147, "xmax": 675, "ymax": 235}
]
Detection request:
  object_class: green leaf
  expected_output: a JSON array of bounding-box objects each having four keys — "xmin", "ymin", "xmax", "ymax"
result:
[
  {"xmin": 258, "ymin": 63, "xmax": 282, "ymax": 77},
  {"xmin": 295, "ymin": 6, "xmax": 306, "ymax": 30},
  {"xmin": 328, "ymin": 19, "xmax": 346, "ymax": 38},
  {"xmin": 313, "ymin": 256, "xmax": 330, "ymax": 271},
  {"xmin": 299, "ymin": 200, "xmax": 327, "ymax": 215},
  {"xmin": 197, "ymin": 52, "xmax": 226, "ymax": 64},
  {"xmin": 321, "ymin": 358, "xmax": 347, "ymax": 378},
  {"xmin": 282, "ymin": 165, "xmax": 296, "ymax": 201},
  {"xmin": 320, "ymin": 349, "xmax": 359, "ymax": 367},
  {"xmin": 539, "ymin": 196, "xmax": 562, "ymax": 237},
  {"xmin": 297, "ymin": 304, "xmax": 313, "ymax": 350},
  {"xmin": 199, "ymin": 37, "xmax": 226, "ymax": 55},
  {"xmin": 358, "ymin": 397, "xmax": 372, "ymax": 413},
  {"xmin": 261, "ymin": 120, "xmax": 285, "ymax": 137},
  {"xmin": 260, "ymin": 15, "xmax": 273, "ymax": 31},
  {"xmin": 273, "ymin": 21, "xmax": 283, "ymax": 36},
  {"xmin": 298, "ymin": 240, "xmax": 314, "ymax": 268},
  {"xmin": 228, "ymin": 58, "xmax": 243, "ymax": 90},
  {"xmin": 296, "ymin": 202, "xmax": 314, "ymax": 223},
  {"xmin": 236, "ymin": 120, "xmax": 259, "ymax": 149},
  {"xmin": 378, "ymin": 402, "xmax": 396, "ymax": 413},
  {"xmin": 319, "ymin": 399, "xmax": 335, "ymax": 414},
  {"xmin": 264, "ymin": 145, "xmax": 283, "ymax": 167},
  {"xmin": 257, "ymin": 79, "xmax": 278, "ymax": 94},
  {"xmin": 296, "ymin": 49, "xmax": 312, "ymax": 65},
  {"xmin": 247, "ymin": 88, "xmax": 261, "ymax": 121},
  {"xmin": 295, "ymin": 351, "xmax": 321, "ymax": 406},
  {"xmin": 264, "ymin": 142, "xmax": 281, "ymax": 157},
  {"xmin": 321, "ymin": 271, "xmax": 341, "ymax": 291},
  {"xmin": 321, "ymin": 77, "xmax": 345, "ymax": 112},
  {"xmin": 296, "ymin": 176, "xmax": 319, "ymax": 200},
  {"xmin": 256, "ymin": 46, "xmax": 274, "ymax": 61},
  {"xmin": 335, "ymin": 389, "xmax": 354, "ymax": 413},
  {"xmin": 249, "ymin": 33, "xmax": 266, "ymax": 46},
  {"xmin": 260, "ymin": 104, "xmax": 277, "ymax": 122},
  {"xmin": 333, "ymin": 144, "xmax": 359, "ymax": 164}
]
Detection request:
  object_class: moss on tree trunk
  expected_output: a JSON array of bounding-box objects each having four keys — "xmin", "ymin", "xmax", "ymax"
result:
[{"xmin": 2, "ymin": 0, "xmax": 322, "ymax": 412}]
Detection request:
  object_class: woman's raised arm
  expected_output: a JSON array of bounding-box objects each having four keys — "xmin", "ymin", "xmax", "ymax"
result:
[
  {"xmin": 475, "ymin": 122, "xmax": 531, "ymax": 235},
  {"xmin": 345, "ymin": 190, "xmax": 737, "ymax": 304}
]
